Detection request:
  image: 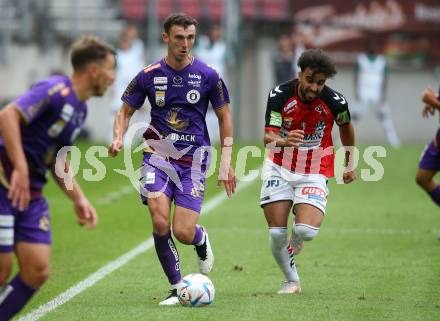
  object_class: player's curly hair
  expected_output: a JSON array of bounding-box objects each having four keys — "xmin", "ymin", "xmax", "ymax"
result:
[
  {"xmin": 163, "ymin": 13, "xmax": 198, "ymax": 34},
  {"xmin": 70, "ymin": 36, "xmax": 115, "ymax": 72},
  {"xmin": 297, "ymin": 48, "xmax": 337, "ymax": 78}
]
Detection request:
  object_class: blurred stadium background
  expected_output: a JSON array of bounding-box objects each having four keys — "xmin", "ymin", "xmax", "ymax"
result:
[
  {"xmin": 1, "ymin": 1, "xmax": 439, "ymax": 320},
  {"xmin": 0, "ymin": 0, "xmax": 439, "ymax": 144}
]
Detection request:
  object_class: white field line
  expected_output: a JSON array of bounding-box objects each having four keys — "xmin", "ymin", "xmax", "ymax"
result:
[{"xmin": 18, "ymin": 172, "xmax": 259, "ymax": 321}]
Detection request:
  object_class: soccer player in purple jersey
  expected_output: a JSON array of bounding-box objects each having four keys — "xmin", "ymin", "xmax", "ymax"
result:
[
  {"xmin": 416, "ymin": 86, "xmax": 440, "ymax": 209},
  {"xmin": 109, "ymin": 13, "xmax": 236, "ymax": 305},
  {"xmin": 0, "ymin": 36, "xmax": 115, "ymax": 320}
]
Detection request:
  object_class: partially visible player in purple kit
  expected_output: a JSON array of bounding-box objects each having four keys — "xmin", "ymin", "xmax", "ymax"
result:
[
  {"xmin": 416, "ymin": 86, "xmax": 440, "ymax": 208},
  {"xmin": 0, "ymin": 36, "xmax": 115, "ymax": 320},
  {"xmin": 109, "ymin": 13, "xmax": 236, "ymax": 305}
]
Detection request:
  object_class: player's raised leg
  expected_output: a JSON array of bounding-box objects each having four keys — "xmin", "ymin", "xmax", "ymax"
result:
[
  {"xmin": 263, "ymin": 201, "xmax": 301, "ymax": 294},
  {"xmin": 291, "ymin": 203, "xmax": 323, "ymax": 258}
]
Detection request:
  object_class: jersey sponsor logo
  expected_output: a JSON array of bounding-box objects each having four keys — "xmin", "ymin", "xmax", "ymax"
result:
[
  {"xmin": 173, "ymin": 75, "xmax": 183, "ymax": 87},
  {"xmin": 265, "ymin": 179, "xmax": 280, "ymax": 188},
  {"xmin": 155, "ymin": 91, "xmax": 165, "ymax": 107},
  {"xmin": 301, "ymin": 187, "xmax": 327, "ymax": 201},
  {"xmin": 283, "ymin": 99, "xmax": 297, "ymax": 113},
  {"xmin": 332, "ymin": 92, "xmax": 346, "ymax": 104},
  {"xmin": 269, "ymin": 85, "xmax": 283, "ymax": 97},
  {"xmin": 167, "ymin": 133, "xmax": 196, "ymax": 142},
  {"xmin": 299, "ymin": 121, "xmax": 326, "ymax": 149},
  {"xmin": 154, "ymin": 85, "xmax": 167, "ymax": 90},
  {"xmin": 153, "ymin": 76, "xmax": 168, "ymax": 84},
  {"xmin": 61, "ymin": 104, "xmax": 74, "ymax": 122},
  {"xmin": 166, "ymin": 108, "xmax": 189, "ymax": 131},
  {"xmin": 188, "ymin": 80, "xmax": 201, "ymax": 87},
  {"xmin": 188, "ymin": 73, "xmax": 201, "ymax": 80},
  {"xmin": 186, "ymin": 89, "xmax": 200, "ymax": 104},
  {"xmin": 48, "ymin": 119, "xmax": 66, "ymax": 138},
  {"xmin": 269, "ymin": 111, "xmax": 282, "ymax": 127}
]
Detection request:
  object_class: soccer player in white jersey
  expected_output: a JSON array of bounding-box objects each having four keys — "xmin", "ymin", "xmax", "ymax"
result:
[
  {"xmin": 260, "ymin": 49, "xmax": 356, "ymax": 294},
  {"xmin": 353, "ymin": 40, "xmax": 400, "ymax": 148}
]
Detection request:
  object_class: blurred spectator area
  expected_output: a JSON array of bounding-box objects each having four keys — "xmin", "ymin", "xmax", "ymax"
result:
[
  {"xmin": 0, "ymin": 0, "xmax": 124, "ymax": 46},
  {"xmin": 121, "ymin": 0, "xmax": 290, "ymax": 22}
]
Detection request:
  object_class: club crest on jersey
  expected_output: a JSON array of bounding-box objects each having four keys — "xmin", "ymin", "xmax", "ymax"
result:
[
  {"xmin": 186, "ymin": 89, "xmax": 200, "ymax": 104},
  {"xmin": 315, "ymin": 105, "xmax": 323, "ymax": 114},
  {"xmin": 155, "ymin": 91, "xmax": 165, "ymax": 107}
]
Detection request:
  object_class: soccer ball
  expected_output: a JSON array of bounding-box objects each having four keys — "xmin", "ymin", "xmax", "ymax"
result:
[{"xmin": 177, "ymin": 273, "xmax": 215, "ymax": 307}]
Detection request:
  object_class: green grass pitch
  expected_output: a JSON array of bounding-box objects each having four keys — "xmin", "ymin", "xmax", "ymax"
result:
[{"xmin": 14, "ymin": 142, "xmax": 440, "ymax": 321}]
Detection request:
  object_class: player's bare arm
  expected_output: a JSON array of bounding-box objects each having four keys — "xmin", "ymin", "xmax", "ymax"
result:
[
  {"xmin": 51, "ymin": 160, "xmax": 98, "ymax": 229},
  {"xmin": 108, "ymin": 102, "xmax": 137, "ymax": 157},
  {"xmin": 339, "ymin": 122, "xmax": 356, "ymax": 184},
  {"xmin": 421, "ymin": 88, "xmax": 440, "ymax": 118},
  {"xmin": 0, "ymin": 104, "xmax": 30, "ymax": 210},
  {"xmin": 264, "ymin": 129, "xmax": 304, "ymax": 148},
  {"xmin": 214, "ymin": 104, "xmax": 236, "ymax": 197}
]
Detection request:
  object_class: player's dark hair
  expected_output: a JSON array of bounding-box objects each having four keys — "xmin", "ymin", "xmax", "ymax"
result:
[
  {"xmin": 297, "ymin": 48, "xmax": 337, "ymax": 78},
  {"xmin": 70, "ymin": 36, "xmax": 116, "ymax": 71},
  {"xmin": 163, "ymin": 13, "xmax": 198, "ymax": 34}
]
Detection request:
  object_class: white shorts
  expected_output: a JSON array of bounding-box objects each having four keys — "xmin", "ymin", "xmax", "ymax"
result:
[{"xmin": 260, "ymin": 159, "xmax": 329, "ymax": 214}]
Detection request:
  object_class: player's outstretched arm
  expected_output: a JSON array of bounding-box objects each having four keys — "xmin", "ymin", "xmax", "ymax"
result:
[
  {"xmin": 0, "ymin": 104, "xmax": 30, "ymax": 210},
  {"xmin": 108, "ymin": 102, "xmax": 137, "ymax": 157},
  {"xmin": 51, "ymin": 161, "xmax": 98, "ymax": 229},
  {"xmin": 215, "ymin": 104, "xmax": 236, "ymax": 197},
  {"xmin": 339, "ymin": 122, "xmax": 357, "ymax": 184}
]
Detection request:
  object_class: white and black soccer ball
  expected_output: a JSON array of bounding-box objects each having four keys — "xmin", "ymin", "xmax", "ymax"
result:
[{"xmin": 177, "ymin": 273, "xmax": 215, "ymax": 307}]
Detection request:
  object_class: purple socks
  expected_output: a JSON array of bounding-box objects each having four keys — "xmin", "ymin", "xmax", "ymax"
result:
[
  {"xmin": 153, "ymin": 231, "xmax": 181, "ymax": 285},
  {"xmin": 429, "ymin": 185, "xmax": 440, "ymax": 206},
  {"xmin": 0, "ymin": 275, "xmax": 36, "ymax": 321}
]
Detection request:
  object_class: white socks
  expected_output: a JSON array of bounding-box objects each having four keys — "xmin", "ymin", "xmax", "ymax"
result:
[
  {"xmin": 293, "ymin": 223, "xmax": 319, "ymax": 241},
  {"xmin": 269, "ymin": 227, "xmax": 300, "ymax": 283}
]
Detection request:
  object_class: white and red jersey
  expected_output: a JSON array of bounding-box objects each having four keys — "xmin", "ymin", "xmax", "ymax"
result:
[{"xmin": 264, "ymin": 79, "xmax": 351, "ymax": 178}]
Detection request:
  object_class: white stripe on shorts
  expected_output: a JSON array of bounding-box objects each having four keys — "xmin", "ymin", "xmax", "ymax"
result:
[
  {"xmin": 0, "ymin": 215, "xmax": 13, "ymax": 227},
  {"xmin": 0, "ymin": 228, "xmax": 14, "ymax": 246}
]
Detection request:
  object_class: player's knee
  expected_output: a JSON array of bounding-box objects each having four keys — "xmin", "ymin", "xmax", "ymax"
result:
[
  {"xmin": 20, "ymin": 262, "xmax": 50, "ymax": 288},
  {"xmin": 269, "ymin": 227, "xmax": 288, "ymax": 249},
  {"xmin": 415, "ymin": 172, "xmax": 429, "ymax": 190},
  {"xmin": 294, "ymin": 223, "xmax": 319, "ymax": 241},
  {"xmin": 172, "ymin": 225, "xmax": 193, "ymax": 244},
  {"xmin": 151, "ymin": 214, "xmax": 170, "ymax": 235}
]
